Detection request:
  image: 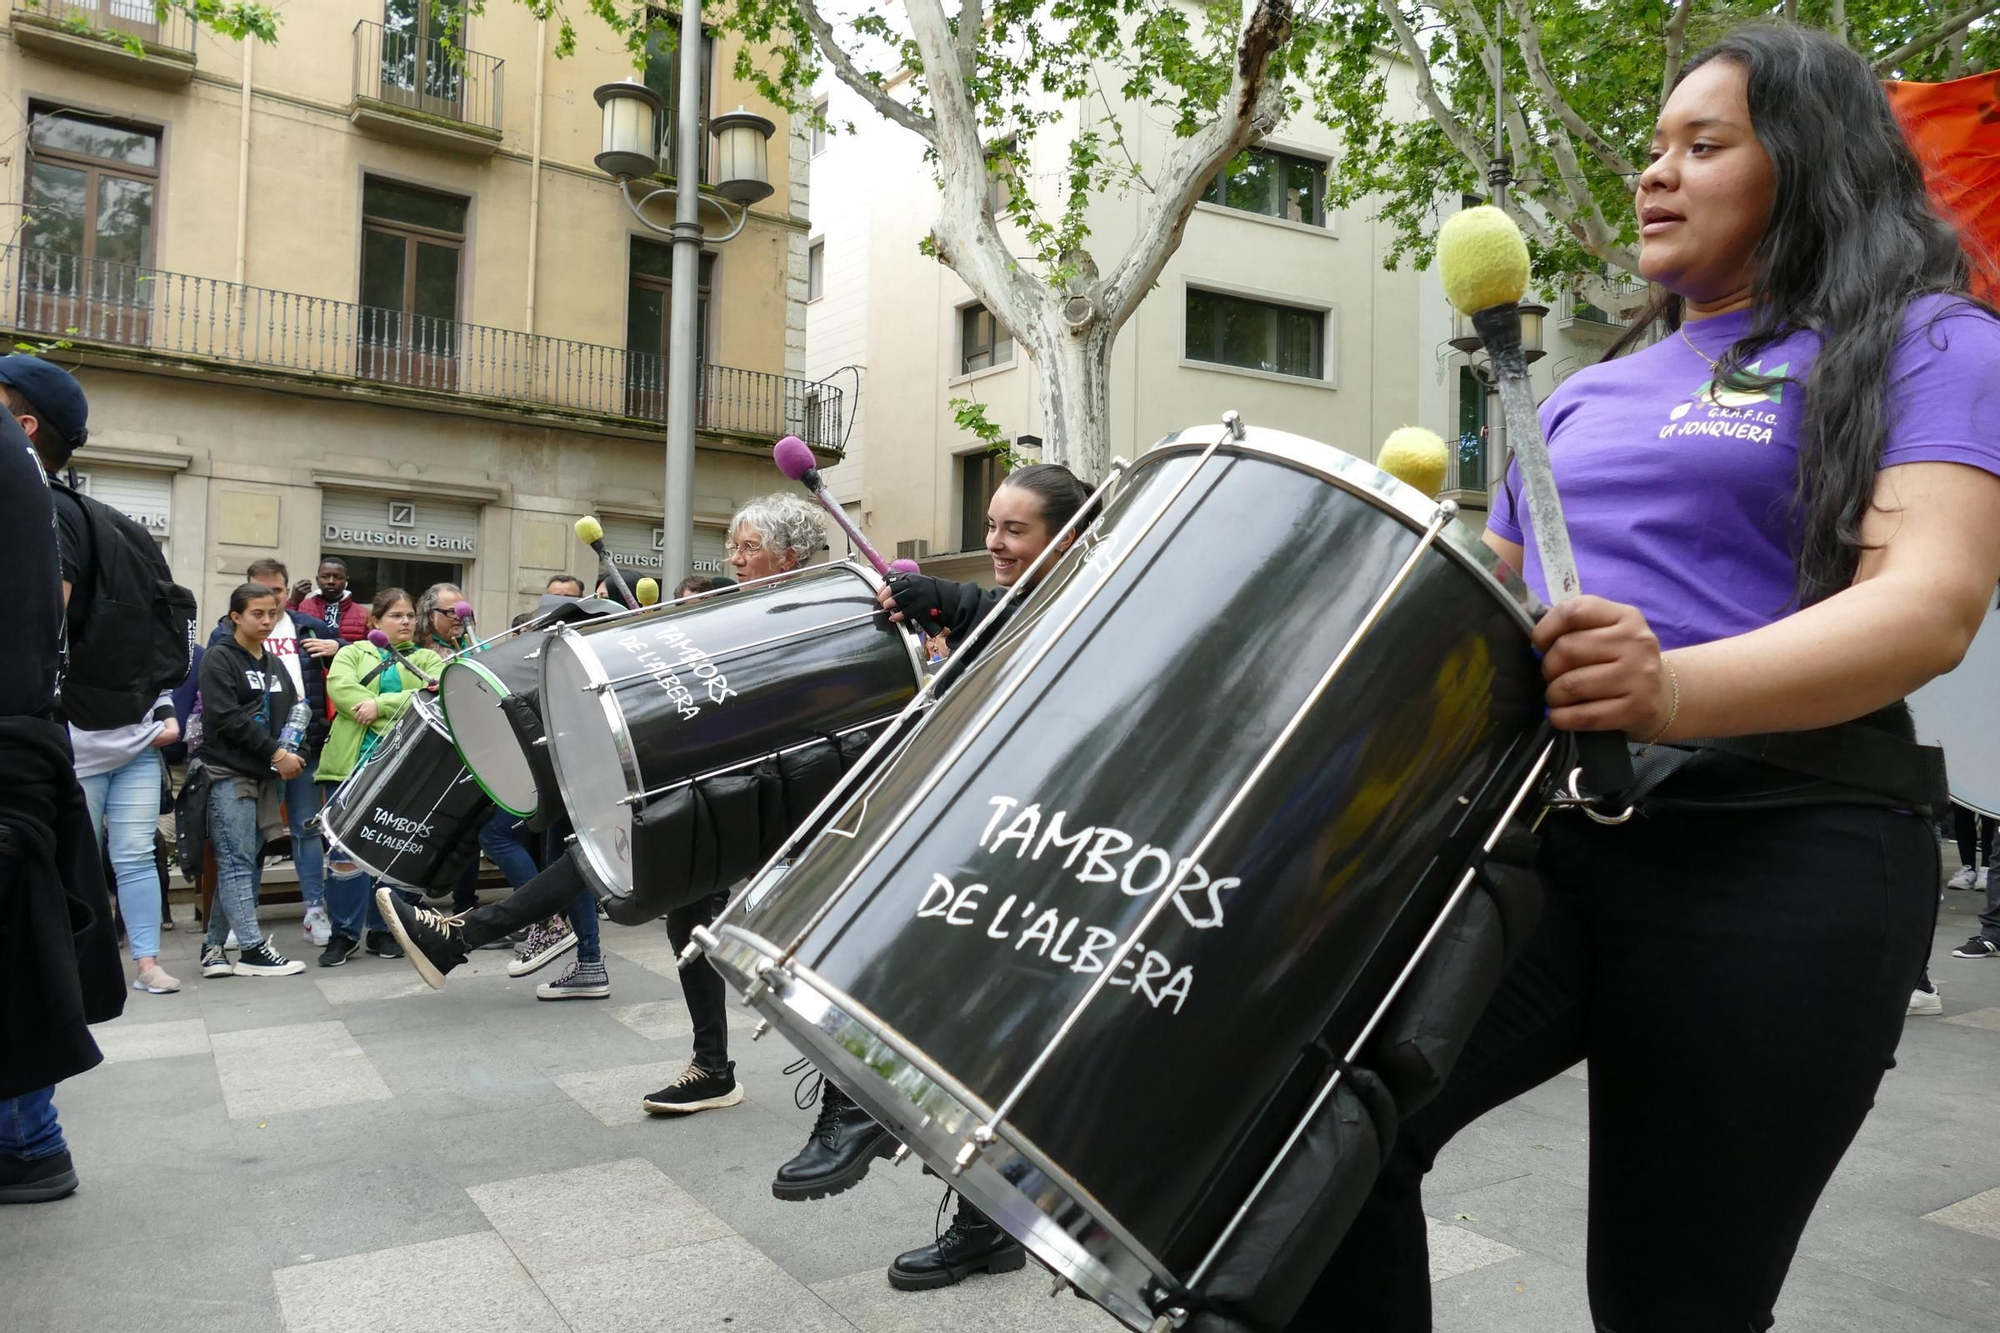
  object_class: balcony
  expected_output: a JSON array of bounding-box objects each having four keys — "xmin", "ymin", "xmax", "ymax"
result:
[
  {"xmin": 349, "ymin": 20, "xmax": 503, "ymax": 157},
  {"xmin": 1557, "ymin": 274, "xmax": 1650, "ymax": 338},
  {"xmin": 2, "ymin": 247, "xmax": 844, "ymax": 451},
  {"xmin": 1441, "ymin": 430, "xmax": 1491, "ymax": 511},
  {"xmin": 10, "ymin": 0, "xmax": 197, "ymax": 84}
]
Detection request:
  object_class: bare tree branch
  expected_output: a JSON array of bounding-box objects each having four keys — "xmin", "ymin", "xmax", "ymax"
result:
[
  {"xmin": 1098, "ymin": 0, "xmax": 1294, "ymax": 327},
  {"xmin": 1661, "ymin": 0, "xmax": 1692, "ymax": 109},
  {"xmin": 1782, "ymin": 0, "xmax": 1796, "ymax": 22},
  {"xmin": 1501, "ymin": 0, "xmax": 1641, "ymax": 181},
  {"xmin": 1873, "ymin": 1, "xmax": 2000, "ymax": 73},
  {"xmin": 1830, "ymin": 0, "xmax": 1846, "ymax": 44},
  {"xmin": 796, "ymin": 0, "xmax": 937, "ymax": 141}
]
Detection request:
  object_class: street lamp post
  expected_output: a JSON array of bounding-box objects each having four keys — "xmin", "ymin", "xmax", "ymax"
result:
[
  {"xmin": 593, "ymin": 17, "xmax": 774, "ymax": 586},
  {"xmin": 1448, "ymin": 303, "xmax": 1547, "ymax": 492}
]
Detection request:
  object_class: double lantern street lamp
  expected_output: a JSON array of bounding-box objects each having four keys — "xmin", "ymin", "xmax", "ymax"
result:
[
  {"xmin": 1449, "ymin": 302, "xmax": 1546, "ymax": 495},
  {"xmin": 593, "ymin": 55, "xmax": 776, "ymax": 590}
]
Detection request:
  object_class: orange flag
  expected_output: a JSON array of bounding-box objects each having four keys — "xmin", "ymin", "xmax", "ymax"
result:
[{"xmin": 1887, "ymin": 73, "xmax": 2000, "ymax": 302}]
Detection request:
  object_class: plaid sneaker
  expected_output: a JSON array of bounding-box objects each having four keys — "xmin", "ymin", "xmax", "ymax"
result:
[
  {"xmin": 506, "ymin": 919, "xmax": 578, "ymax": 978},
  {"xmin": 535, "ymin": 958, "xmax": 609, "ymax": 1000}
]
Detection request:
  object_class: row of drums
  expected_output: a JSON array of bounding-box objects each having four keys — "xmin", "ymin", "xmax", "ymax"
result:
[{"xmin": 317, "ymin": 564, "xmax": 927, "ymax": 912}]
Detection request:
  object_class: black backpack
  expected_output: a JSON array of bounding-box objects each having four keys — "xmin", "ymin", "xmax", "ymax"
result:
[{"xmin": 51, "ymin": 480, "xmax": 198, "ymax": 730}]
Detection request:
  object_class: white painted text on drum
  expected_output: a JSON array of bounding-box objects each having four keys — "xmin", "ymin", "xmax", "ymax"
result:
[
  {"xmin": 615, "ymin": 623, "xmax": 738, "ymax": 720},
  {"xmin": 976, "ymin": 794, "xmax": 1240, "ymax": 929}
]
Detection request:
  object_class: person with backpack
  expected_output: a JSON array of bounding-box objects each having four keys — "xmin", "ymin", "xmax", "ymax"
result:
[{"xmin": 0, "ymin": 356, "xmax": 198, "ymax": 998}]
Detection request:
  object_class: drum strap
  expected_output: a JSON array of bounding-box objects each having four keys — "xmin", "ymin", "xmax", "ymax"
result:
[{"xmin": 1605, "ymin": 716, "xmax": 1948, "ymax": 818}]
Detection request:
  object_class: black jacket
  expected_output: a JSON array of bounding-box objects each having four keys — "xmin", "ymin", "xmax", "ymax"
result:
[
  {"xmin": 206, "ymin": 610, "xmax": 333, "ymax": 763},
  {"xmin": 0, "ymin": 716, "xmax": 125, "ymax": 1098},
  {"xmin": 197, "ymin": 637, "xmax": 301, "ymax": 780}
]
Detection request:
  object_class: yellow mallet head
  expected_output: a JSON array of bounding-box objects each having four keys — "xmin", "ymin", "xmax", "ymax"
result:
[
  {"xmin": 1438, "ymin": 205, "xmax": 1530, "ymax": 315},
  {"xmin": 1377, "ymin": 426, "xmax": 1450, "ymax": 500},
  {"xmin": 635, "ymin": 577, "xmax": 660, "ymax": 606},
  {"xmin": 574, "ymin": 515, "xmax": 604, "ymax": 545}
]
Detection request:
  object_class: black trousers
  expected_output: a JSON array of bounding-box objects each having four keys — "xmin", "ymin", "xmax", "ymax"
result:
[
  {"xmin": 1289, "ymin": 802, "xmax": 1936, "ymax": 1333},
  {"xmin": 667, "ymin": 892, "xmax": 730, "ymax": 1071},
  {"xmin": 460, "ymin": 852, "xmax": 586, "ymax": 948},
  {"xmin": 1953, "ymin": 803, "xmax": 1993, "ymax": 870}
]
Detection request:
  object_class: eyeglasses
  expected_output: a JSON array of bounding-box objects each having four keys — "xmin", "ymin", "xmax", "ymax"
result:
[{"xmin": 724, "ymin": 541, "xmax": 766, "ymax": 558}]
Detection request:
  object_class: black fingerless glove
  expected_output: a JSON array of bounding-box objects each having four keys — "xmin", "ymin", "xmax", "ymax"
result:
[{"xmin": 885, "ymin": 572, "xmax": 948, "ymax": 623}]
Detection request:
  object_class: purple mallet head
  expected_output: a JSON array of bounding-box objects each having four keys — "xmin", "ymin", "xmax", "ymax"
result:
[
  {"xmin": 888, "ymin": 558, "xmax": 921, "ymax": 574},
  {"xmin": 367, "ymin": 629, "xmax": 391, "ymax": 648},
  {"xmin": 452, "ymin": 602, "xmax": 475, "ymax": 621},
  {"xmin": 773, "ymin": 435, "xmax": 816, "ymax": 482}
]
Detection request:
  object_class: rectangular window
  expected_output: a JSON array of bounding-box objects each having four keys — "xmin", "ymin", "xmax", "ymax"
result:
[
  {"xmin": 626, "ymin": 238, "xmax": 716, "ymax": 421},
  {"xmin": 20, "ymin": 106, "xmax": 162, "ymax": 346},
  {"xmin": 959, "ymin": 304, "xmax": 1012, "ymax": 376},
  {"xmin": 811, "ymin": 100, "xmax": 829, "ymax": 156},
  {"xmin": 1184, "ymin": 288, "xmax": 1324, "ymax": 380},
  {"xmin": 807, "ymin": 240, "xmax": 824, "ymax": 301},
  {"xmin": 642, "ymin": 9, "xmax": 715, "ymax": 184},
  {"xmin": 1199, "ymin": 147, "xmax": 1327, "ymax": 227},
  {"xmin": 357, "ymin": 176, "xmax": 468, "ymax": 390},
  {"xmin": 959, "ymin": 450, "xmax": 1006, "ymax": 553},
  {"xmin": 1456, "ymin": 365, "xmax": 1489, "ymax": 491}
]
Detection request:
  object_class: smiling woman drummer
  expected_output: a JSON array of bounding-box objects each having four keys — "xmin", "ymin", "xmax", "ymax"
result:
[{"xmin": 1289, "ymin": 25, "xmax": 2000, "ymax": 1332}]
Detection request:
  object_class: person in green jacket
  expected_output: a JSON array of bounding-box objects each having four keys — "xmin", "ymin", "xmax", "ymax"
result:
[{"xmin": 315, "ymin": 588, "xmax": 446, "ymax": 966}]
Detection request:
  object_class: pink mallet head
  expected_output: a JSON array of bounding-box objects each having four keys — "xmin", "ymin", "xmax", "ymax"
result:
[
  {"xmin": 773, "ymin": 435, "xmax": 816, "ymax": 482},
  {"xmin": 367, "ymin": 629, "xmax": 391, "ymax": 648},
  {"xmin": 888, "ymin": 559, "xmax": 920, "ymax": 574},
  {"xmin": 452, "ymin": 602, "xmax": 475, "ymax": 621}
]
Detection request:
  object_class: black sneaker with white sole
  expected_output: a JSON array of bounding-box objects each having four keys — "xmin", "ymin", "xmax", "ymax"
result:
[
  {"xmin": 364, "ymin": 929, "xmax": 404, "ymax": 959},
  {"xmin": 1952, "ymin": 935, "xmax": 1999, "ymax": 959},
  {"xmin": 200, "ymin": 945, "xmax": 232, "ymax": 978},
  {"xmin": 318, "ymin": 934, "xmax": 361, "ymax": 968},
  {"xmin": 642, "ymin": 1062, "xmax": 744, "ymax": 1115},
  {"xmin": 375, "ymin": 888, "xmax": 471, "ymax": 990},
  {"xmin": 233, "ymin": 941, "xmax": 306, "ymax": 976}
]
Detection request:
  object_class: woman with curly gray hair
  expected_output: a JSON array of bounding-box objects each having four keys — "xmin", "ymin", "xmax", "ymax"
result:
[{"xmin": 723, "ymin": 493, "xmax": 827, "ymax": 583}]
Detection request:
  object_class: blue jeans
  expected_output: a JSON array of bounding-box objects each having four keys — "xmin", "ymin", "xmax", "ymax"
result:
[
  {"xmin": 205, "ymin": 777, "xmax": 268, "ymax": 950},
  {"xmin": 283, "ymin": 769, "xmax": 324, "ymax": 912},
  {"xmin": 0, "ymin": 1086, "xmax": 64, "ymax": 1160},
  {"xmin": 542, "ymin": 819, "xmax": 600, "ymax": 964},
  {"xmin": 80, "ymin": 748, "xmax": 164, "ymax": 960},
  {"xmin": 479, "ymin": 809, "xmax": 541, "ymax": 888}
]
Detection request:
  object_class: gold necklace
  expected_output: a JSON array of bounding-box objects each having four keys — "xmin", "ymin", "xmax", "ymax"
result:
[{"xmin": 1678, "ymin": 322, "xmax": 1719, "ymax": 372}]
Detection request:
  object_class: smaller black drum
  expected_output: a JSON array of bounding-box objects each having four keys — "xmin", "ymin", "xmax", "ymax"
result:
[
  {"xmin": 320, "ymin": 696, "xmax": 492, "ymax": 889},
  {"xmin": 440, "ymin": 598, "xmax": 629, "ymax": 818}
]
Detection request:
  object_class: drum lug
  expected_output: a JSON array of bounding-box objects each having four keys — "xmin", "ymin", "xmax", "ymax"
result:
[
  {"xmin": 1220, "ymin": 409, "xmax": 1246, "ymax": 441},
  {"xmin": 1147, "ymin": 1310, "xmax": 1189, "ymax": 1332},
  {"xmin": 531, "ymin": 736, "xmax": 548, "ymax": 748},
  {"xmin": 750, "ymin": 1018, "xmax": 770, "ymax": 1042},
  {"xmin": 890, "ymin": 1143, "xmax": 912, "ymax": 1166},
  {"xmin": 744, "ymin": 958, "xmax": 792, "ymax": 1003},
  {"xmin": 1049, "ymin": 1273, "xmax": 1070, "ymax": 1298},
  {"xmin": 951, "ymin": 1124, "xmax": 997, "ymax": 1176}
]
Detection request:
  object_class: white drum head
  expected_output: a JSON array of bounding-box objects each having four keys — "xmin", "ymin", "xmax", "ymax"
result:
[
  {"xmin": 439, "ymin": 659, "xmax": 540, "ymax": 818},
  {"xmin": 1909, "ymin": 599, "xmax": 2000, "ymax": 817},
  {"xmin": 540, "ymin": 629, "xmax": 640, "ymax": 897}
]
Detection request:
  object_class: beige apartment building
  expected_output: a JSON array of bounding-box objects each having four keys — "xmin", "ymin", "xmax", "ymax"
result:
[
  {"xmin": 807, "ymin": 58, "xmax": 1638, "ymax": 579},
  {"xmin": 1, "ymin": 0, "xmax": 834, "ymax": 623}
]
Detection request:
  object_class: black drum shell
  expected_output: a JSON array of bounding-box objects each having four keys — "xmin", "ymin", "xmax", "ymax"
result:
[
  {"xmin": 726, "ymin": 439, "xmax": 1550, "ymax": 1276},
  {"xmin": 320, "ymin": 699, "xmax": 493, "ymax": 890},
  {"xmin": 539, "ymin": 562, "xmax": 925, "ymax": 909}
]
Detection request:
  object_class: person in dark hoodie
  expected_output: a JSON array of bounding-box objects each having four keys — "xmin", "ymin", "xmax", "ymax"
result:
[
  {"xmin": 197, "ymin": 583, "xmax": 307, "ymax": 978},
  {"xmin": 208, "ymin": 559, "xmax": 338, "ymax": 946},
  {"xmin": 0, "ymin": 383, "xmax": 123, "ymax": 1205}
]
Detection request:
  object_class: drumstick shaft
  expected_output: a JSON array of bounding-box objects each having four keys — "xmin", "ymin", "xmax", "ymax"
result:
[
  {"xmin": 807, "ymin": 480, "xmax": 891, "ymax": 576},
  {"xmin": 1472, "ymin": 304, "xmax": 1632, "ymax": 794}
]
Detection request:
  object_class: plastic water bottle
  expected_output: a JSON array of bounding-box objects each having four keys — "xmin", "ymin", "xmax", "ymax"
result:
[{"xmin": 276, "ymin": 701, "xmax": 312, "ymax": 754}]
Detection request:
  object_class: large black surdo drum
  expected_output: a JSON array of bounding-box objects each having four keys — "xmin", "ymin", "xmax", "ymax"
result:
[
  {"xmin": 320, "ymin": 695, "xmax": 492, "ymax": 890},
  {"xmin": 698, "ymin": 422, "xmax": 1555, "ymax": 1330},
  {"xmin": 438, "ymin": 597, "xmax": 627, "ymax": 818},
  {"xmin": 539, "ymin": 561, "xmax": 926, "ymax": 917}
]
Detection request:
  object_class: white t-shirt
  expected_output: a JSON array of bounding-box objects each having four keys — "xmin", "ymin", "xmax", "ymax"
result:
[{"xmin": 263, "ymin": 612, "xmax": 307, "ymax": 697}]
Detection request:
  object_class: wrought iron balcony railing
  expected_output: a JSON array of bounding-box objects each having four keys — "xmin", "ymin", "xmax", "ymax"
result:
[
  {"xmin": 352, "ymin": 19, "xmax": 504, "ymax": 137},
  {"xmin": 11, "ymin": 0, "xmax": 196, "ymax": 56},
  {"xmin": 2, "ymin": 247, "xmax": 844, "ymax": 450}
]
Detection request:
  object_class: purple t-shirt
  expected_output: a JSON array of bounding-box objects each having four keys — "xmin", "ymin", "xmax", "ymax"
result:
[{"xmin": 1490, "ymin": 294, "xmax": 2000, "ymax": 650}]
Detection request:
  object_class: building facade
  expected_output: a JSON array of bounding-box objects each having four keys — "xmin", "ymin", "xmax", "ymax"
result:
[
  {"xmin": 2, "ymin": 0, "xmax": 833, "ymax": 623},
  {"xmin": 807, "ymin": 58, "xmax": 1638, "ymax": 577}
]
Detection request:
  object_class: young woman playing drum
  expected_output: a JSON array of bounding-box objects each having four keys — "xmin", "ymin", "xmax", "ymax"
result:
[
  {"xmin": 314, "ymin": 589, "xmax": 446, "ymax": 967},
  {"xmin": 772, "ymin": 463, "xmax": 1094, "ymax": 1292},
  {"xmin": 1292, "ymin": 27, "xmax": 2000, "ymax": 1331}
]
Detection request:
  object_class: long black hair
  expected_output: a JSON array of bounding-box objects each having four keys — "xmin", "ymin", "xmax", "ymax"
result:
[{"xmin": 1611, "ymin": 23, "xmax": 1984, "ymax": 607}]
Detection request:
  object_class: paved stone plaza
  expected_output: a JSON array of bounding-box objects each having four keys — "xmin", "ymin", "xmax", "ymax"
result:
[{"xmin": 4, "ymin": 885, "xmax": 1998, "ymax": 1332}]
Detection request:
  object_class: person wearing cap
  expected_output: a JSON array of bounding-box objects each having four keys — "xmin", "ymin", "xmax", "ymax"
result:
[{"xmin": 1, "ymin": 355, "xmax": 189, "ymax": 996}]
